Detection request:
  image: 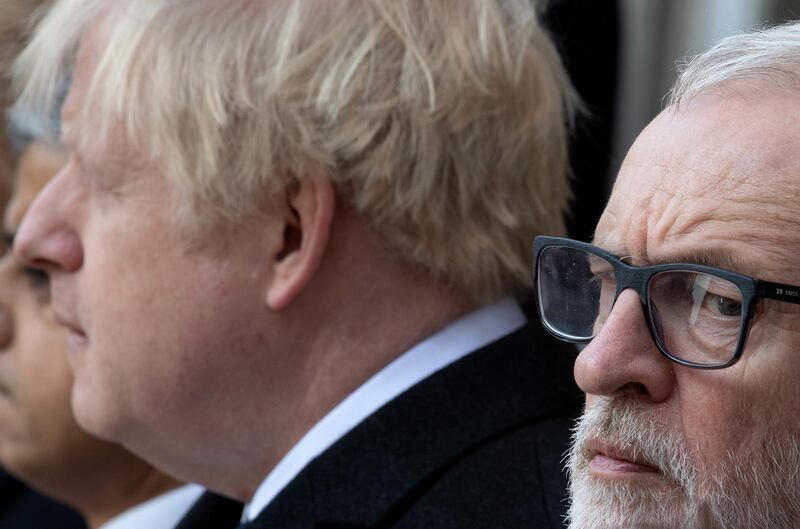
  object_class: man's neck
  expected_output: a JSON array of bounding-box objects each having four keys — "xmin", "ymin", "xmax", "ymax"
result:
[
  {"xmin": 243, "ymin": 297, "xmax": 526, "ymax": 518},
  {"xmin": 229, "ymin": 281, "xmax": 477, "ymax": 500}
]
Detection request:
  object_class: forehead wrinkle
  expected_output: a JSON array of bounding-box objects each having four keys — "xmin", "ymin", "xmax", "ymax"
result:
[
  {"xmin": 631, "ymin": 100, "xmax": 800, "ymax": 192},
  {"xmin": 599, "ymin": 173, "xmax": 800, "ymax": 286},
  {"xmin": 617, "ymin": 119, "xmax": 800, "ymax": 260},
  {"xmin": 646, "ymin": 189, "xmax": 800, "ymax": 279},
  {"xmin": 633, "ymin": 140, "xmax": 769, "ymax": 201},
  {"xmin": 670, "ymin": 148, "xmax": 799, "ymax": 240},
  {"xmin": 650, "ymin": 185, "xmax": 787, "ymax": 241},
  {"xmin": 595, "ymin": 156, "xmax": 667, "ymax": 260}
]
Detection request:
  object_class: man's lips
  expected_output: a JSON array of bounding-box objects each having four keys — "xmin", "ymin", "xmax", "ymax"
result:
[
  {"xmin": 587, "ymin": 439, "xmax": 660, "ymax": 476},
  {"xmin": 65, "ymin": 330, "xmax": 89, "ymax": 353}
]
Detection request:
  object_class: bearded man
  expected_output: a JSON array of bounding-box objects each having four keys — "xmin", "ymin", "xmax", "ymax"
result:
[{"xmin": 532, "ymin": 20, "xmax": 800, "ymax": 529}]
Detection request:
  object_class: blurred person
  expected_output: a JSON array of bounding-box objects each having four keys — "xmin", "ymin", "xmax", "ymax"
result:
[
  {"xmin": 0, "ymin": 134, "xmax": 10, "ymax": 209},
  {"xmin": 0, "ymin": 0, "xmax": 86, "ymax": 527},
  {"xmin": 0, "ymin": 111, "xmax": 242, "ymax": 528},
  {"xmin": 0, "ymin": 471, "xmax": 85, "ymax": 529},
  {"xmin": 0, "ymin": 0, "xmax": 51, "ymax": 98},
  {"xmin": 0, "ymin": 0, "xmax": 54, "ymax": 231},
  {"xmin": 532, "ymin": 20, "xmax": 800, "ymax": 529},
  {"xmin": 14, "ymin": 1, "xmax": 582, "ymax": 528}
]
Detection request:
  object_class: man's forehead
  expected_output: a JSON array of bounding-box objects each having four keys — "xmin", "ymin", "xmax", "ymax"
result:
[
  {"xmin": 61, "ymin": 4, "xmax": 117, "ymax": 148},
  {"xmin": 60, "ymin": 11, "xmax": 153, "ymax": 186},
  {"xmin": 60, "ymin": 48, "xmax": 95, "ymax": 147},
  {"xmin": 595, "ymin": 90, "xmax": 800, "ymax": 279}
]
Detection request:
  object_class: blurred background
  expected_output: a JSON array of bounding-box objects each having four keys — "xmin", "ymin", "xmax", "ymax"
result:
[
  {"xmin": 615, "ymin": 0, "xmax": 800, "ymax": 180},
  {"xmin": 556, "ymin": 0, "xmax": 800, "ymax": 241}
]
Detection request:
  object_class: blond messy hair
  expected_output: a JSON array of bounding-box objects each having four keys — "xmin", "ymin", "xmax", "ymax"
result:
[{"xmin": 16, "ymin": 0, "xmax": 577, "ymax": 302}]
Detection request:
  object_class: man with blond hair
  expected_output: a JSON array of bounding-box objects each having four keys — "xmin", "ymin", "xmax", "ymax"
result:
[
  {"xmin": 532, "ymin": 19, "xmax": 800, "ymax": 529},
  {"xmin": 14, "ymin": 1, "xmax": 581, "ymax": 527},
  {"xmin": 0, "ymin": 104, "xmax": 244, "ymax": 529}
]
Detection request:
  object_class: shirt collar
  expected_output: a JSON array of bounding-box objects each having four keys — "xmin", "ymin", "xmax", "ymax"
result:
[{"xmin": 99, "ymin": 484, "xmax": 205, "ymax": 529}]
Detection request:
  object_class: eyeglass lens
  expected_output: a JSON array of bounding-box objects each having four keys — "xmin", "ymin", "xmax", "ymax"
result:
[{"xmin": 537, "ymin": 246, "xmax": 745, "ymax": 366}]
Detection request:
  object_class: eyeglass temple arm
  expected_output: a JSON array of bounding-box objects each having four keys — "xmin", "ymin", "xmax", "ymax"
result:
[{"xmin": 757, "ymin": 280, "xmax": 800, "ymax": 305}]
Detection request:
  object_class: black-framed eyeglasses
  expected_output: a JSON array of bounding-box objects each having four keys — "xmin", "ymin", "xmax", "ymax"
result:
[{"xmin": 532, "ymin": 236, "xmax": 800, "ymax": 369}]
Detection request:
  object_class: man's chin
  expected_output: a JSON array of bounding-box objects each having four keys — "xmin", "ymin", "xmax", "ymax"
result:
[
  {"xmin": 70, "ymin": 381, "xmax": 123, "ymax": 443},
  {"xmin": 567, "ymin": 469, "xmax": 698, "ymax": 529}
]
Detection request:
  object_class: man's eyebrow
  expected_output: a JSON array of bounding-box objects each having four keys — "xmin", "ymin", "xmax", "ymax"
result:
[
  {"xmin": 589, "ymin": 237, "xmax": 755, "ymax": 276},
  {"xmin": 650, "ymin": 249, "xmax": 757, "ymax": 277},
  {"xmin": 651, "ymin": 249, "xmax": 741, "ymax": 270}
]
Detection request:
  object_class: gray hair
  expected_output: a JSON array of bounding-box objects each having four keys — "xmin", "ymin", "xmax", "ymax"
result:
[{"xmin": 669, "ymin": 21, "xmax": 800, "ymax": 108}]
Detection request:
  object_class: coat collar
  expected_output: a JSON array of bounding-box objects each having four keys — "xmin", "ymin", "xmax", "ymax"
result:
[{"xmin": 252, "ymin": 321, "xmax": 581, "ymax": 528}]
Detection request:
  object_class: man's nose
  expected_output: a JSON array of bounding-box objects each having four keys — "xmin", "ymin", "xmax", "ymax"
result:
[
  {"xmin": 574, "ymin": 289, "xmax": 675, "ymax": 402},
  {"xmin": 13, "ymin": 170, "xmax": 83, "ymax": 273}
]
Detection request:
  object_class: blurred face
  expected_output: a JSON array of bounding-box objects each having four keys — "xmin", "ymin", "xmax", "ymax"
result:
[
  {"xmin": 12, "ymin": 19, "xmax": 289, "ymax": 491},
  {"xmin": 568, "ymin": 90, "xmax": 800, "ymax": 529},
  {"xmin": 0, "ymin": 124, "xmax": 12, "ymax": 208},
  {"xmin": 0, "ymin": 141, "xmax": 90, "ymax": 488}
]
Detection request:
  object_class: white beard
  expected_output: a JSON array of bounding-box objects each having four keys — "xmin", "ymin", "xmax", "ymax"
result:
[{"xmin": 567, "ymin": 397, "xmax": 800, "ymax": 529}]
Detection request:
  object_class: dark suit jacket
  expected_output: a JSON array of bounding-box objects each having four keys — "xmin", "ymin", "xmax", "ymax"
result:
[
  {"xmin": 224, "ymin": 320, "xmax": 580, "ymax": 529},
  {"xmin": 172, "ymin": 491, "xmax": 243, "ymax": 529},
  {"xmin": 0, "ymin": 471, "xmax": 86, "ymax": 529}
]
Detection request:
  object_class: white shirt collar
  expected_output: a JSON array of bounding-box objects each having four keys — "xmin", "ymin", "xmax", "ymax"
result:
[
  {"xmin": 244, "ymin": 297, "xmax": 526, "ymax": 520},
  {"xmin": 99, "ymin": 483, "xmax": 204, "ymax": 529}
]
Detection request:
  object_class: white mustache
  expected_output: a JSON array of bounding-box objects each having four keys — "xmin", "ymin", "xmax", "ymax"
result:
[{"xmin": 570, "ymin": 396, "xmax": 698, "ymax": 493}]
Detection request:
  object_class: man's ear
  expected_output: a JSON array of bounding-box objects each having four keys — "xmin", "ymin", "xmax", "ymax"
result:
[{"xmin": 266, "ymin": 178, "xmax": 335, "ymax": 311}]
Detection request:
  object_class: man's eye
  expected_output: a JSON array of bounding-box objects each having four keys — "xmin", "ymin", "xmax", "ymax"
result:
[{"xmin": 710, "ymin": 295, "xmax": 742, "ymax": 317}]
